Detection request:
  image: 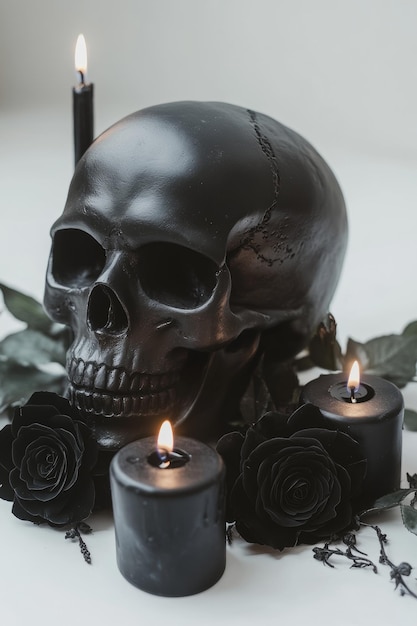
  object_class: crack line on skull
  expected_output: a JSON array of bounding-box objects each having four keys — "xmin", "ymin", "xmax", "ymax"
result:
[
  {"xmin": 247, "ymin": 109, "xmax": 281, "ymax": 209},
  {"xmin": 228, "ymin": 110, "xmax": 282, "ymax": 266}
]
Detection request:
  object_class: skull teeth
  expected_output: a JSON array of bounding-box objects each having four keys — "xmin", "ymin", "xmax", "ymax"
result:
[
  {"xmin": 69, "ymin": 387, "xmax": 176, "ymax": 418},
  {"xmin": 67, "ymin": 358, "xmax": 180, "ymax": 395},
  {"xmin": 67, "ymin": 358, "xmax": 180, "ymax": 418}
]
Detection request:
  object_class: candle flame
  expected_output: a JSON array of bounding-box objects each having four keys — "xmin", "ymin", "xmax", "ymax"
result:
[
  {"xmin": 347, "ymin": 360, "xmax": 360, "ymax": 392},
  {"xmin": 75, "ymin": 34, "xmax": 88, "ymax": 75},
  {"xmin": 157, "ymin": 420, "xmax": 174, "ymax": 454}
]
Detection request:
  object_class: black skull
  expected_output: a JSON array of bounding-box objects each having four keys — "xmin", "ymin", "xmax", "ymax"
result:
[{"xmin": 44, "ymin": 101, "xmax": 347, "ymax": 450}]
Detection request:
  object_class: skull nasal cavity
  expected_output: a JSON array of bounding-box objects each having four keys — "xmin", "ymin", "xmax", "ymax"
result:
[{"xmin": 88, "ymin": 285, "xmax": 128, "ymax": 334}]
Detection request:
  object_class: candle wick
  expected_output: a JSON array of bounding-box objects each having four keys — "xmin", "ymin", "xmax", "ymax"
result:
[
  {"xmin": 349, "ymin": 386, "xmax": 357, "ymax": 404},
  {"xmin": 77, "ymin": 69, "xmax": 85, "ymax": 86},
  {"xmin": 157, "ymin": 449, "xmax": 171, "ymax": 469},
  {"xmin": 158, "ymin": 448, "xmax": 168, "ymax": 460}
]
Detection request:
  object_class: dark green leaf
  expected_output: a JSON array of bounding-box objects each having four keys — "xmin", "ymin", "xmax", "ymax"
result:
[
  {"xmin": 308, "ymin": 313, "xmax": 343, "ymax": 371},
  {"xmin": 360, "ymin": 488, "xmax": 417, "ymax": 515},
  {"xmin": 0, "ymin": 359, "xmax": 67, "ymax": 413},
  {"xmin": 404, "ymin": 409, "xmax": 417, "ymax": 431},
  {"xmin": 0, "ymin": 328, "xmax": 67, "ymax": 367},
  {"xmin": 403, "ymin": 320, "xmax": 417, "ymax": 337},
  {"xmin": 345, "ymin": 334, "xmax": 417, "ymax": 388},
  {"xmin": 344, "ymin": 338, "xmax": 368, "ymax": 369},
  {"xmin": 0, "ymin": 283, "xmax": 53, "ymax": 334},
  {"xmin": 400, "ymin": 504, "xmax": 417, "ymax": 535}
]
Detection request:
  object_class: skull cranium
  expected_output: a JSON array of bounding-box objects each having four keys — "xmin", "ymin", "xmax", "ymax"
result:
[{"xmin": 44, "ymin": 101, "xmax": 347, "ymax": 450}]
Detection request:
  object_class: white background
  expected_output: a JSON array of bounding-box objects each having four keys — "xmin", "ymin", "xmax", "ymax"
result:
[
  {"xmin": 1, "ymin": 0, "xmax": 416, "ymax": 343},
  {"xmin": 1, "ymin": 1, "xmax": 417, "ymax": 625}
]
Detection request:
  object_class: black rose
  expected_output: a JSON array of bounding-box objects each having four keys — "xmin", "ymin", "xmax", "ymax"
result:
[
  {"xmin": 217, "ymin": 404, "xmax": 366, "ymax": 550},
  {"xmin": 0, "ymin": 392, "xmax": 98, "ymax": 526}
]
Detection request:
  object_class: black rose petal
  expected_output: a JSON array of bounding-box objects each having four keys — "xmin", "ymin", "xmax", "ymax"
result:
[
  {"xmin": 249, "ymin": 411, "xmax": 289, "ymax": 439},
  {"xmin": 291, "ymin": 428, "xmax": 367, "ymax": 502},
  {"xmin": 25, "ymin": 392, "xmax": 81, "ymax": 421},
  {"xmin": 18, "ymin": 436, "xmax": 68, "ymax": 498},
  {"xmin": 12, "ymin": 411, "xmax": 77, "ymax": 438},
  {"xmin": 286, "ymin": 403, "xmax": 330, "ymax": 431},
  {"xmin": 14, "ymin": 472, "xmax": 96, "ymax": 526},
  {"xmin": 218, "ymin": 407, "xmax": 367, "ymax": 550},
  {"xmin": 0, "ymin": 425, "xmax": 14, "ymax": 501},
  {"xmin": 12, "ymin": 498, "xmax": 44, "ymax": 524},
  {"xmin": 0, "ymin": 392, "xmax": 98, "ymax": 526},
  {"xmin": 240, "ymin": 422, "xmax": 270, "ymax": 461},
  {"xmin": 232, "ymin": 476, "xmax": 298, "ymax": 549},
  {"xmin": 12, "ymin": 428, "xmax": 83, "ymax": 501},
  {"xmin": 252, "ymin": 438, "xmax": 341, "ymax": 526},
  {"xmin": 255, "ymin": 406, "xmax": 321, "ymax": 439},
  {"xmin": 298, "ymin": 463, "xmax": 353, "ymax": 544}
]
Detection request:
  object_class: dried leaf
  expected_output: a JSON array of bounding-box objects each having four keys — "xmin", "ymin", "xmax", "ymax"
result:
[
  {"xmin": 308, "ymin": 313, "xmax": 343, "ymax": 371},
  {"xmin": 0, "ymin": 283, "xmax": 52, "ymax": 334},
  {"xmin": 0, "ymin": 329, "xmax": 67, "ymax": 367},
  {"xmin": 400, "ymin": 504, "xmax": 417, "ymax": 535},
  {"xmin": 345, "ymin": 334, "xmax": 417, "ymax": 388},
  {"xmin": 404, "ymin": 409, "xmax": 417, "ymax": 432}
]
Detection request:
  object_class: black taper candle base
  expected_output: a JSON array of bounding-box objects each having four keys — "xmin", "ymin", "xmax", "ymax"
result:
[
  {"xmin": 110, "ymin": 436, "xmax": 226, "ymax": 596},
  {"xmin": 73, "ymin": 84, "xmax": 94, "ymax": 166}
]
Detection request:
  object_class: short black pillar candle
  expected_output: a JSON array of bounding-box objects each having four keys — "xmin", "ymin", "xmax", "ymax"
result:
[
  {"xmin": 301, "ymin": 373, "xmax": 404, "ymax": 507},
  {"xmin": 110, "ymin": 436, "xmax": 226, "ymax": 596}
]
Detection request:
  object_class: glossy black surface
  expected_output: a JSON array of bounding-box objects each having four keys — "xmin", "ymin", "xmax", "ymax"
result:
[{"xmin": 45, "ymin": 101, "xmax": 348, "ymax": 448}]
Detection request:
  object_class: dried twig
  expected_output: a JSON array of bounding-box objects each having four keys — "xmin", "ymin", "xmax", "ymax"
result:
[{"xmin": 65, "ymin": 522, "xmax": 93, "ymax": 564}]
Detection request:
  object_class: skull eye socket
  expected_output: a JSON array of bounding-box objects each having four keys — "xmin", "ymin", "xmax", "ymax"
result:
[
  {"xmin": 51, "ymin": 229, "xmax": 106, "ymax": 287},
  {"xmin": 137, "ymin": 243, "xmax": 218, "ymax": 309}
]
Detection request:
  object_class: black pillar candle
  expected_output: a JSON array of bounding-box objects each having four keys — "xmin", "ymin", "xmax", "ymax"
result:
[
  {"xmin": 73, "ymin": 34, "xmax": 94, "ymax": 166},
  {"xmin": 300, "ymin": 371, "xmax": 403, "ymax": 507},
  {"xmin": 110, "ymin": 434, "xmax": 226, "ymax": 596}
]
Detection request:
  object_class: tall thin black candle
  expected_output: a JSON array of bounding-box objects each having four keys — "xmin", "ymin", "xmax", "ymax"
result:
[{"xmin": 73, "ymin": 34, "xmax": 94, "ymax": 166}]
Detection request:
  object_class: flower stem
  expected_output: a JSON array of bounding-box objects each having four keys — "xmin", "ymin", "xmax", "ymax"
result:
[
  {"xmin": 65, "ymin": 522, "xmax": 92, "ymax": 564},
  {"xmin": 312, "ymin": 539, "xmax": 377, "ymax": 572},
  {"xmin": 359, "ymin": 522, "xmax": 417, "ymax": 599}
]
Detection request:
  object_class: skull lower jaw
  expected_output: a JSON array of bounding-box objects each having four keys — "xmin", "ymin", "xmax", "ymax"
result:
[{"xmin": 66, "ymin": 350, "xmax": 212, "ymax": 448}]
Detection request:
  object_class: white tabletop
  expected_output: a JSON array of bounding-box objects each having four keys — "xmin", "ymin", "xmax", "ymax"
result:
[{"xmin": 1, "ymin": 106, "xmax": 417, "ymax": 626}]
